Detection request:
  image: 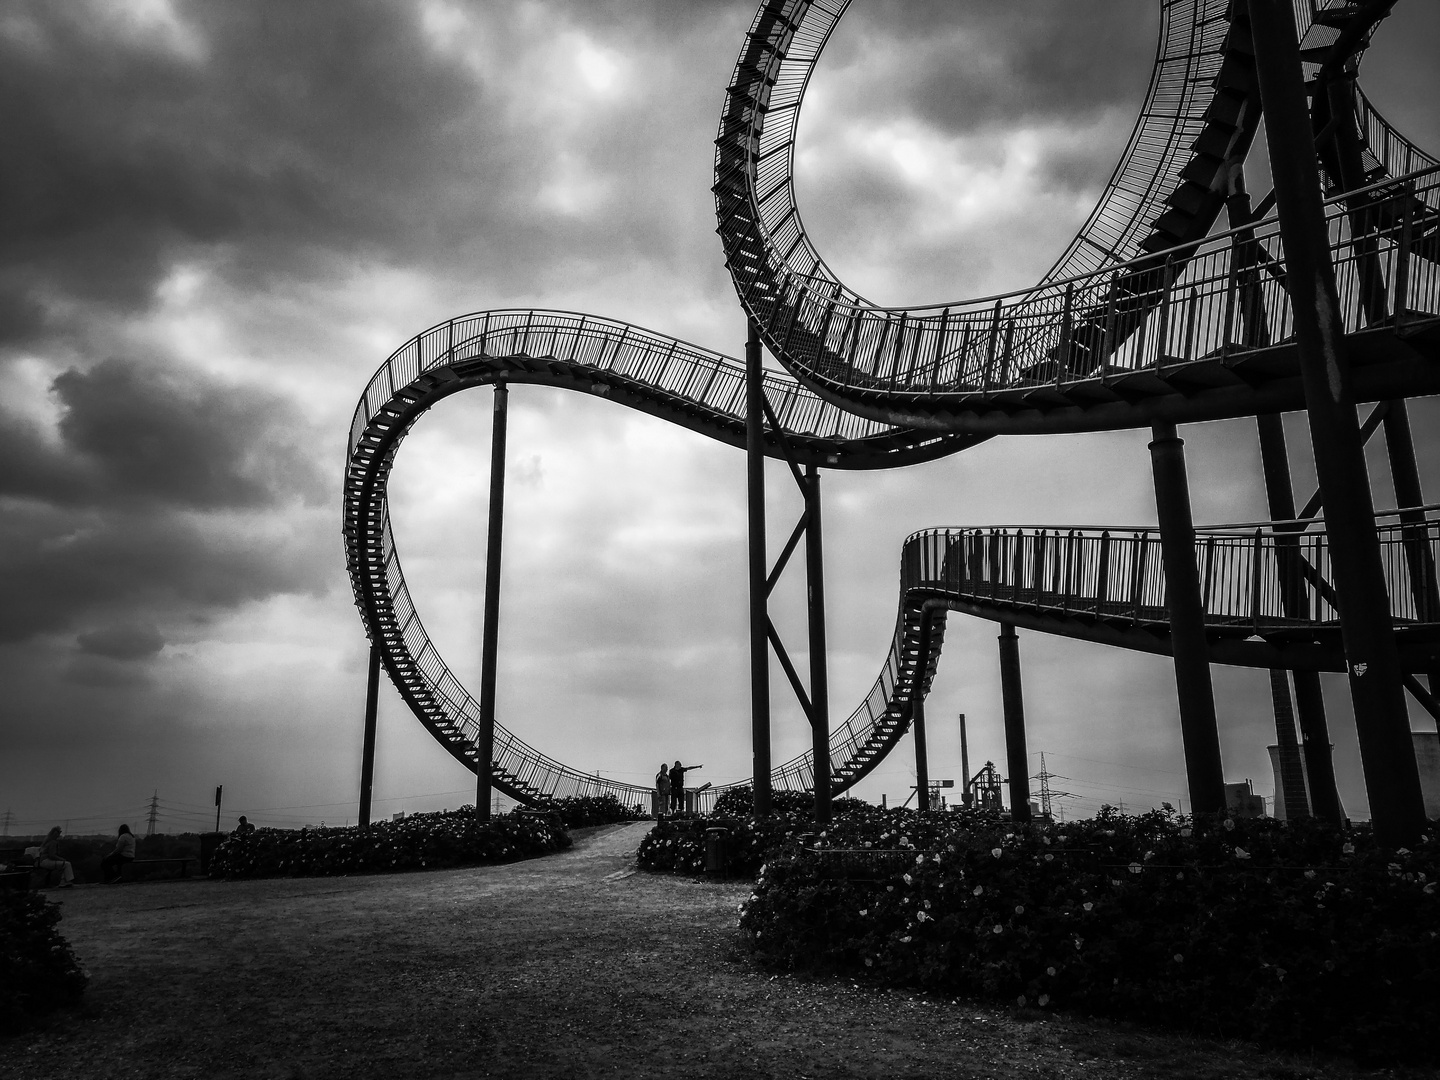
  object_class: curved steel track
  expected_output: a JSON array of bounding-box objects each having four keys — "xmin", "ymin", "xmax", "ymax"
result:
[{"xmin": 346, "ymin": 1, "xmax": 1440, "ymax": 808}]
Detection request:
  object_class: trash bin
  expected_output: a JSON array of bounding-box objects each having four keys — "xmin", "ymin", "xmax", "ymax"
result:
[
  {"xmin": 199, "ymin": 832, "xmax": 224, "ymax": 875},
  {"xmin": 705, "ymin": 827, "xmax": 729, "ymax": 876}
]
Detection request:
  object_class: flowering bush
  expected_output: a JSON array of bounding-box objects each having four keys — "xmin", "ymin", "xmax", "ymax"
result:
[
  {"xmin": 550, "ymin": 794, "xmax": 646, "ymax": 829},
  {"xmin": 737, "ymin": 806, "xmax": 1440, "ymax": 1063},
  {"xmin": 0, "ymin": 892, "xmax": 87, "ymax": 1033},
  {"xmin": 209, "ymin": 808, "xmax": 570, "ymax": 880}
]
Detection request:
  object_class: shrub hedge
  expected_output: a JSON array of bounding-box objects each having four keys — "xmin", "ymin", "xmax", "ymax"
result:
[
  {"xmin": 0, "ymin": 892, "xmax": 87, "ymax": 1034},
  {"xmin": 550, "ymin": 794, "xmax": 646, "ymax": 829},
  {"xmin": 209, "ymin": 808, "xmax": 570, "ymax": 879},
  {"xmin": 729, "ymin": 805, "xmax": 1439, "ymax": 1064}
]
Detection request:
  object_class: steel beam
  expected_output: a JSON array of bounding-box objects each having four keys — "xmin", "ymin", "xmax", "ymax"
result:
[
  {"xmin": 912, "ymin": 693, "xmax": 931, "ymax": 812},
  {"xmin": 1248, "ymin": 0, "xmax": 1424, "ymax": 844},
  {"xmin": 1255, "ymin": 413, "xmax": 1345, "ymax": 823},
  {"xmin": 359, "ymin": 644, "xmax": 381, "ymax": 828},
  {"xmin": 1148, "ymin": 422, "xmax": 1226, "ymax": 814},
  {"xmin": 746, "ymin": 321, "xmax": 773, "ymax": 815},
  {"xmin": 477, "ymin": 380, "xmax": 508, "ymax": 820},
  {"xmin": 998, "ymin": 622, "xmax": 1031, "ymax": 822},
  {"xmin": 805, "ymin": 464, "xmax": 831, "ymax": 822}
]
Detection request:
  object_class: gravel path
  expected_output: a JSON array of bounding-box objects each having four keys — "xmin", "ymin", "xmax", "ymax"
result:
[{"xmin": 5, "ymin": 823, "xmax": 1404, "ymax": 1079}]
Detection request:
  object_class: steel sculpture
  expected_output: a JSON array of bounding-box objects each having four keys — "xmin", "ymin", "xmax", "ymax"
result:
[{"xmin": 346, "ymin": 1, "xmax": 1440, "ymax": 835}]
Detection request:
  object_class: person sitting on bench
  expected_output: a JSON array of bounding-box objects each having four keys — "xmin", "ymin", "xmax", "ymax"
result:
[
  {"xmin": 101, "ymin": 824, "xmax": 137, "ymax": 884},
  {"xmin": 37, "ymin": 826, "xmax": 75, "ymax": 888}
]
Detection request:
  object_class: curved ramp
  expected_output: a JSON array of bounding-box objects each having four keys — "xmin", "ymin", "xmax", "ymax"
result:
[{"xmin": 716, "ymin": 1, "xmax": 1440, "ymax": 434}]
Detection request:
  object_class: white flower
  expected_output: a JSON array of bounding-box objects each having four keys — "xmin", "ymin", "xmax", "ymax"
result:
[
  {"xmin": 1045, "ymin": 966, "xmax": 1056, "ymax": 977},
  {"xmin": 1128, "ymin": 862, "xmax": 1143, "ymax": 874},
  {"xmin": 903, "ymin": 873, "xmax": 913, "ymax": 886},
  {"xmin": 1044, "ymin": 854, "xmax": 1054, "ymax": 862},
  {"xmin": 859, "ymin": 909, "xmax": 868, "ymax": 916},
  {"xmin": 923, "ymin": 899, "xmax": 931, "ymax": 910},
  {"xmin": 972, "ymin": 885, "xmax": 984, "ymax": 896},
  {"xmin": 1398, "ymin": 847, "xmax": 1412, "ymax": 856},
  {"xmin": 1179, "ymin": 828, "xmax": 1192, "ymax": 838},
  {"xmin": 916, "ymin": 910, "xmax": 929, "ymax": 923},
  {"xmin": 993, "ymin": 925, "xmax": 1003, "ymax": 934},
  {"xmin": 1424, "ymin": 883, "xmax": 1437, "ymax": 895},
  {"xmin": 1234, "ymin": 847, "xmax": 1251, "ymax": 860},
  {"xmin": 1016, "ymin": 995, "xmax": 1027, "ymax": 1007},
  {"xmin": 916, "ymin": 854, "xmax": 925, "ymax": 865},
  {"xmin": 1342, "ymin": 842, "xmax": 1355, "ymax": 855},
  {"xmin": 1038, "ymin": 994, "xmax": 1050, "ymax": 1007},
  {"xmin": 1222, "ymin": 819, "xmax": 1236, "ymax": 831},
  {"xmin": 900, "ymin": 935, "xmax": 912, "ymax": 943},
  {"xmin": 1174, "ymin": 953, "xmax": 1184, "ymax": 963},
  {"xmin": 865, "ymin": 958, "xmax": 874, "ymax": 967},
  {"xmin": 991, "ymin": 847, "xmax": 1003, "ymax": 859},
  {"xmin": 1082, "ymin": 902, "xmax": 1094, "ymax": 912}
]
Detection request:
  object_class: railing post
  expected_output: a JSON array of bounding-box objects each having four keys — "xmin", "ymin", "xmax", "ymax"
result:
[
  {"xmin": 998, "ymin": 623, "xmax": 1032, "ymax": 823},
  {"xmin": 1249, "ymin": 0, "xmax": 1424, "ymax": 843},
  {"xmin": 1392, "ymin": 183, "xmax": 1413, "ymax": 327},
  {"xmin": 1149, "ymin": 421, "xmax": 1225, "ymax": 815},
  {"xmin": 805, "ymin": 464, "xmax": 831, "ymax": 822},
  {"xmin": 477, "ymin": 380, "xmax": 508, "ymax": 820},
  {"xmin": 358, "ymin": 644, "xmax": 381, "ymax": 829},
  {"xmin": 747, "ymin": 321, "xmax": 773, "ymax": 816}
]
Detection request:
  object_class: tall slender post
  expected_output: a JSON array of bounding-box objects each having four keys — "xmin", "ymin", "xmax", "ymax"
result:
[
  {"xmin": 1248, "ymin": 0, "xmax": 1424, "ymax": 843},
  {"xmin": 804, "ymin": 464, "xmax": 831, "ymax": 822},
  {"xmin": 959, "ymin": 712, "xmax": 972, "ymax": 806},
  {"xmin": 912, "ymin": 695, "xmax": 930, "ymax": 811},
  {"xmin": 1382, "ymin": 402, "xmax": 1440, "ymax": 703},
  {"xmin": 998, "ymin": 623, "xmax": 1031, "ymax": 822},
  {"xmin": 477, "ymin": 380, "xmax": 509, "ymax": 820},
  {"xmin": 359, "ymin": 644, "xmax": 381, "ymax": 828},
  {"xmin": 1149, "ymin": 422, "xmax": 1226, "ymax": 814},
  {"xmin": 1255, "ymin": 414, "xmax": 1344, "ymax": 823},
  {"xmin": 746, "ymin": 322, "xmax": 772, "ymax": 815}
]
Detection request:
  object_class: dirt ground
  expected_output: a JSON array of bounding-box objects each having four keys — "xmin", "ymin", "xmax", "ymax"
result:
[{"xmin": 4, "ymin": 822, "xmax": 1424, "ymax": 1080}]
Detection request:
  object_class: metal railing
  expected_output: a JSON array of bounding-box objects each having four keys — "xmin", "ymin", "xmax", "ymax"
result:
[
  {"xmin": 716, "ymin": 0, "xmax": 1440, "ymax": 416},
  {"xmin": 902, "ymin": 508, "xmax": 1440, "ymax": 635}
]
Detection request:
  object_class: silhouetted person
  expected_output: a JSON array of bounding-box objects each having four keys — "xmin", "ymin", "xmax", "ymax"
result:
[
  {"xmin": 233, "ymin": 815, "xmax": 255, "ymax": 837},
  {"xmin": 655, "ymin": 764, "xmax": 671, "ymax": 818},
  {"xmin": 38, "ymin": 826, "xmax": 75, "ymax": 888},
  {"xmin": 669, "ymin": 761, "xmax": 701, "ymax": 813},
  {"xmin": 101, "ymin": 824, "xmax": 137, "ymax": 884}
]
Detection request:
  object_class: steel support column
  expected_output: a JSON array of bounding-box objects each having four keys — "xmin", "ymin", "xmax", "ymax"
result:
[
  {"xmin": 1248, "ymin": 0, "xmax": 1424, "ymax": 843},
  {"xmin": 912, "ymin": 693, "xmax": 931, "ymax": 812},
  {"xmin": 1383, "ymin": 401, "xmax": 1440, "ymax": 706},
  {"xmin": 746, "ymin": 321, "xmax": 772, "ymax": 815},
  {"xmin": 359, "ymin": 644, "xmax": 381, "ymax": 828},
  {"xmin": 477, "ymin": 380, "xmax": 508, "ymax": 820},
  {"xmin": 1256, "ymin": 413, "xmax": 1344, "ymax": 823},
  {"xmin": 1149, "ymin": 422, "xmax": 1225, "ymax": 814},
  {"xmin": 804, "ymin": 464, "xmax": 831, "ymax": 822},
  {"xmin": 998, "ymin": 622, "xmax": 1031, "ymax": 822}
]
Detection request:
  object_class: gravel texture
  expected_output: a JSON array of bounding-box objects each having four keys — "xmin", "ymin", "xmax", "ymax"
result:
[{"xmin": 3, "ymin": 822, "xmax": 1419, "ymax": 1079}]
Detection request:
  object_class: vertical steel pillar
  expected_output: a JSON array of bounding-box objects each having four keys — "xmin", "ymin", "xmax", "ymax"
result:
[
  {"xmin": 359, "ymin": 644, "xmax": 381, "ymax": 828},
  {"xmin": 1149, "ymin": 422, "xmax": 1226, "ymax": 814},
  {"xmin": 912, "ymin": 694, "xmax": 931, "ymax": 811},
  {"xmin": 997, "ymin": 622, "xmax": 1032, "ymax": 822},
  {"xmin": 1383, "ymin": 403, "xmax": 1440, "ymax": 705},
  {"xmin": 746, "ymin": 322, "xmax": 772, "ymax": 815},
  {"xmin": 804, "ymin": 464, "xmax": 831, "ymax": 823},
  {"xmin": 1248, "ymin": 0, "xmax": 1424, "ymax": 843},
  {"xmin": 477, "ymin": 380, "xmax": 508, "ymax": 820},
  {"xmin": 1255, "ymin": 413, "xmax": 1344, "ymax": 822}
]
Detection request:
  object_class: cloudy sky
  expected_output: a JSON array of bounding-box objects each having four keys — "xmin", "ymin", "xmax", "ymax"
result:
[{"xmin": 2, "ymin": 1, "xmax": 1437, "ymax": 835}]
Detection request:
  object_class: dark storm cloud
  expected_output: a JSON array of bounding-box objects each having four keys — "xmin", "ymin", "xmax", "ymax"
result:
[
  {"xmin": 0, "ymin": 356, "xmax": 323, "ymax": 510},
  {"xmin": 77, "ymin": 622, "xmax": 165, "ymax": 661},
  {"xmin": 829, "ymin": 0, "xmax": 1154, "ymax": 135},
  {"xmin": 0, "ymin": 354, "xmax": 331, "ymax": 645}
]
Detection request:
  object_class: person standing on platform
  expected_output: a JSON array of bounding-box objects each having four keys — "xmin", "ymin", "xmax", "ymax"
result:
[
  {"xmin": 100, "ymin": 824, "xmax": 137, "ymax": 883},
  {"xmin": 669, "ymin": 761, "xmax": 701, "ymax": 814},
  {"xmin": 654, "ymin": 764, "xmax": 671, "ymax": 818}
]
